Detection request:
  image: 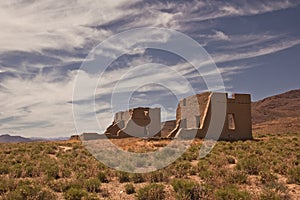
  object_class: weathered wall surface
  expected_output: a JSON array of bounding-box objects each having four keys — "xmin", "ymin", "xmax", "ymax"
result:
[
  {"xmin": 106, "ymin": 107, "xmax": 161, "ymax": 138},
  {"xmin": 105, "ymin": 92, "xmax": 252, "ymax": 141},
  {"xmin": 178, "ymin": 92, "xmax": 210, "ymax": 129},
  {"xmin": 173, "ymin": 92, "xmax": 252, "ymax": 141}
]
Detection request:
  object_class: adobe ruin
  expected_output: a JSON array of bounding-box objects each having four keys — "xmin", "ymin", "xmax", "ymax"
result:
[
  {"xmin": 95, "ymin": 92, "xmax": 253, "ymax": 141},
  {"xmin": 104, "ymin": 107, "xmax": 161, "ymax": 138},
  {"xmin": 168, "ymin": 92, "xmax": 253, "ymax": 140}
]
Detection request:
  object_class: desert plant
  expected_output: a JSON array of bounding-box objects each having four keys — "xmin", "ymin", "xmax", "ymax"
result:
[
  {"xmin": 64, "ymin": 187, "xmax": 88, "ymax": 200},
  {"xmin": 97, "ymin": 171, "xmax": 109, "ymax": 183},
  {"xmin": 0, "ymin": 178, "xmax": 15, "ymax": 194},
  {"xmin": 174, "ymin": 161, "xmax": 192, "ymax": 178},
  {"xmin": 214, "ymin": 185, "xmax": 251, "ymax": 200},
  {"xmin": 149, "ymin": 171, "xmax": 167, "ymax": 183},
  {"xmin": 171, "ymin": 178, "xmax": 206, "ymax": 199},
  {"xmin": 5, "ymin": 180, "xmax": 56, "ymax": 200},
  {"xmin": 287, "ymin": 166, "xmax": 300, "ymax": 184},
  {"xmin": 225, "ymin": 170, "xmax": 248, "ymax": 184},
  {"xmin": 0, "ymin": 163, "xmax": 9, "ymax": 174},
  {"xmin": 45, "ymin": 164, "xmax": 60, "ymax": 179},
  {"xmin": 125, "ymin": 183, "xmax": 135, "ymax": 194},
  {"xmin": 259, "ymin": 189, "xmax": 282, "ymax": 200},
  {"xmin": 84, "ymin": 178, "xmax": 101, "ymax": 193},
  {"xmin": 118, "ymin": 171, "xmax": 130, "ymax": 183},
  {"xmin": 236, "ymin": 156, "xmax": 263, "ymax": 175},
  {"xmin": 136, "ymin": 183, "xmax": 165, "ymax": 200},
  {"xmin": 131, "ymin": 173, "xmax": 145, "ymax": 183}
]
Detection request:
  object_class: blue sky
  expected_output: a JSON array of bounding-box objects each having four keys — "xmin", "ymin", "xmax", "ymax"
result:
[{"xmin": 0, "ymin": 0, "xmax": 299, "ymax": 137}]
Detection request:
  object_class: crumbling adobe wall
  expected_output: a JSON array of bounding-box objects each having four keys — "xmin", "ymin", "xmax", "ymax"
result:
[
  {"xmin": 170, "ymin": 92, "xmax": 252, "ymax": 141},
  {"xmin": 179, "ymin": 92, "xmax": 210, "ymax": 128},
  {"xmin": 105, "ymin": 107, "xmax": 161, "ymax": 138}
]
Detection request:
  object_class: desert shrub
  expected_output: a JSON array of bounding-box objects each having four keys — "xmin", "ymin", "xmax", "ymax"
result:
[
  {"xmin": 5, "ymin": 180, "xmax": 56, "ymax": 200},
  {"xmin": 97, "ymin": 171, "xmax": 109, "ymax": 183},
  {"xmin": 45, "ymin": 146, "xmax": 56, "ymax": 154},
  {"xmin": 274, "ymin": 163, "xmax": 288, "ymax": 175},
  {"xmin": 131, "ymin": 173, "xmax": 145, "ymax": 183},
  {"xmin": 259, "ymin": 189, "xmax": 282, "ymax": 200},
  {"xmin": 0, "ymin": 163, "xmax": 9, "ymax": 174},
  {"xmin": 236, "ymin": 156, "xmax": 263, "ymax": 175},
  {"xmin": 214, "ymin": 156, "xmax": 229, "ymax": 168},
  {"xmin": 171, "ymin": 178, "xmax": 196, "ymax": 194},
  {"xmin": 181, "ymin": 150, "xmax": 197, "ymax": 161},
  {"xmin": 5, "ymin": 191, "xmax": 23, "ymax": 200},
  {"xmin": 149, "ymin": 171, "xmax": 167, "ymax": 183},
  {"xmin": 64, "ymin": 188, "xmax": 88, "ymax": 200},
  {"xmin": 0, "ymin": 178, "xmax": 15, "ymax": 194},
  {"xmin": 259, "ymin": 171, "xmax": 278, "ymax": 185},
  {"xmin": 118, "ymin": 171, "xmax": 130, "ymax": 183},
  {"xmin": 189, "ymin": 166, "xmax": 198, "ymax": 176},
  {"xmin": 175, "ymin": 161, "xmax": 192, "ymax": 178},
  {"xmin": 84, "ymin": 178, "xmax": 101, "ymax": 193},
  {"xmin": 171, "ymin": 178, "xmax": 206, "ymax": 199},
  {"xmin": 125, "ymin": 183, "xmax": 135, "ymax": 194},
  {"xmin": 59, "ymin": 167, "xmax": 72, "ymax": 178},
  {"xmin": 225, "ymin": 170, "xmax": 248, "ymax": 184},
  {"xmin": 198, "ymin": 168, "xmax": 214, "ymax": 181},
  {"xmin": 215, "ymin": 185, "xmax": 250, "ymax": 200},
  {"xmin": 9, "ymin": 164, "xmax": 22, "ymax": 178},
  {"xmin": 45, "ymin": 164, "xmax": 60, "ymax": 179},
  {"xmin": 35, "ymin": 190, "xmax": 57, "ymax": 200},
  {"xmin": 136, "ymin": 183, "xmax": 165, "ymax": 200},
  {"xmin": 49, "ymin": 179, "xmax": 83, "ymax": 193},
  {"xmin": 48, "ymin": 179, "xmax": 70, "ymax": 192},
  {"xmin": 287, "ymin": 166, "xmax": 300, "ymax": 184},
  {"xmin": 85, "ymin": 193, "xmax": 100, "ymax": 200}
]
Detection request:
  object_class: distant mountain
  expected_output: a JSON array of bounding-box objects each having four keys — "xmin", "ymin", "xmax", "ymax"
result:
[
  {"xmin": 30, "ymin": 137, "xmax": 69, "ymax": 141},
  {"xmin": 0, "ymin": 134, "xmax": 69, "ymax": 143},
  {"xmin": 0, "ymin": 134, "xmax": 33, "ymax": 143},
  {"xmin": 252, "ymin": 89, "xmax": 300, "ymax": 133}
]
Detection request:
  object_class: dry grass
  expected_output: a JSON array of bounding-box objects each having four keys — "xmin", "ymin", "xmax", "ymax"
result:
[{"xmin": 0, "ymin": 132, "xmax": 299, "ymax": 200}]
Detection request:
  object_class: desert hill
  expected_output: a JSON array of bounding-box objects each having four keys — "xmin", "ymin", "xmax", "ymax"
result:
[
  {"xmin": 0, "ymin": 134, "xmax": 69, "ymax": 143},
  {"xmin": 0, "ymin": 134, "xmax": 33, "ymax": 143},
  {"xmin": 252, "ymin": 89, "xmax": 300, "ymax": 134}
]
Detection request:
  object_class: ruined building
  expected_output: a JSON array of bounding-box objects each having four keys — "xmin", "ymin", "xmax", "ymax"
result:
[
  {"xmin": 168, "ymin": 92, "xmax": 253, "ymax": 140},
  {"xmin": 102, "ymin": 92, "xmax": 253, "ymax": 141},
  {"xmin": 105, "ymin": 107, "xmax": 161, "ymax": 138}
]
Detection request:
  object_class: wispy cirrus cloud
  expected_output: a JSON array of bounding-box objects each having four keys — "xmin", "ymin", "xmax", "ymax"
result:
[
  {"xmin": 178, "ymin": 0, "xmax": 299, "ymax": 23},
  {"xmin": 0, "ymin": 71, "xmax": 76, "ymax": 137},
  {"xmin": 212, "ymin": 37, "xmax": 300, "ymax": 64},
  {"xmin": 0, "ymin": 0, "xmax": 141, "ymax": 54}
]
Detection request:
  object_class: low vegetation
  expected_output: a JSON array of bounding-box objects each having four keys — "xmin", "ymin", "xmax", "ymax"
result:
[{"xmin": 0, "ymin": 132, "xmax": 299, "ymax": 199}]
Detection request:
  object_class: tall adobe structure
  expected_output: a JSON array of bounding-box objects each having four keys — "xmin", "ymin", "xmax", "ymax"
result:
[
  {"xmin": 168, "ymin": 92, "xmax": 252, "ymax": 140},
  {"xmin": 105, "ymin": 107, "xmax": 161, "ymax": 138}
]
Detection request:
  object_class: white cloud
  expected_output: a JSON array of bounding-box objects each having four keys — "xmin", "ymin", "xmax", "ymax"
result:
[
  {"xmin": 0, "ymin": 0, "xmax": 140, "ymax": 54},
  {"xmin": 212, "ymin": 38, "xmax": 300, "ymax": 63},
  {"xmin": 213, "ymin": 30, "xmax": 230, "ymax": 41},
  {"xmin": 0, "ymin": 71, "xmax": 77, "ymax": 137},
  {"xmin": 180, "ymin": 0, "xmax": 299, "ymax": 23}
]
